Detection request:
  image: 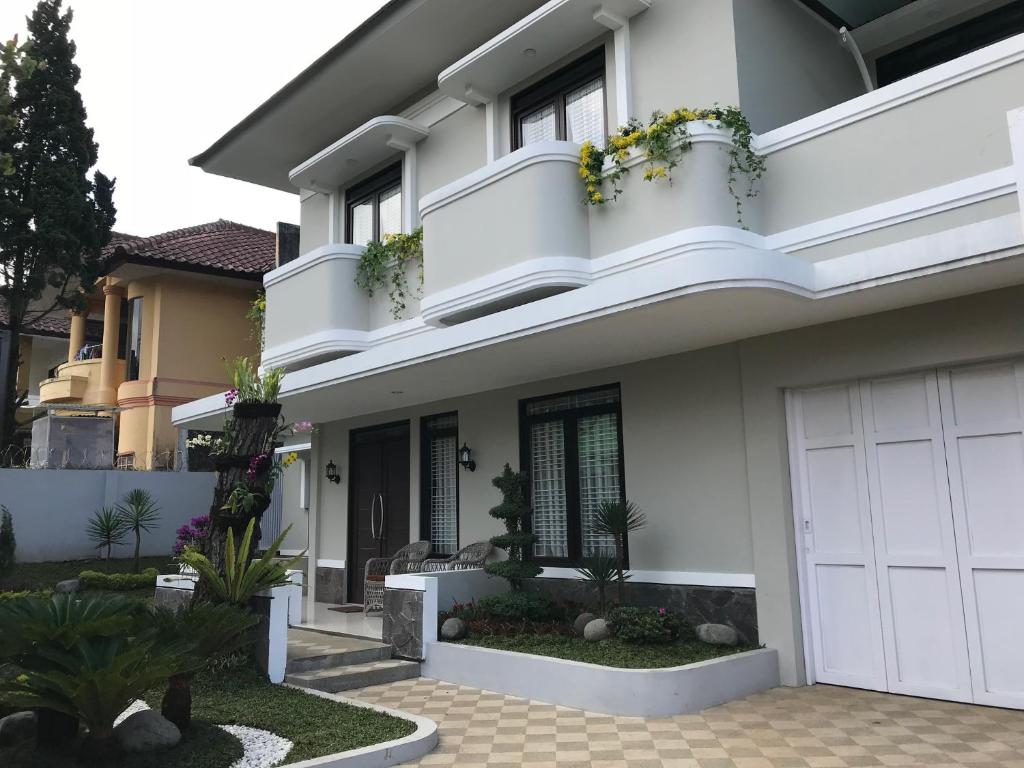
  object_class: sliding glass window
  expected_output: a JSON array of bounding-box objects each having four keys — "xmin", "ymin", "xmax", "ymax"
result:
[{"xmin": 421, "ymin": 413, "xmax": 459, "ymax": 555}]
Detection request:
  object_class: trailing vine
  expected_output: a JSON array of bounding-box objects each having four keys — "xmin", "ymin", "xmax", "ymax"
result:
[
  {"xmin": 355, "ymin": 227, "xmax": 424, "ymax": 319},
  {"xmin": 579, "ymin": 106, "xmax": 765, "ymax": 225}
]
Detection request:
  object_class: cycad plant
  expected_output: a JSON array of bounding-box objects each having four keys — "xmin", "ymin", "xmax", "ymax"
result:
[
  {"xmin": 116, "ymin": 488, "xmax": 161, "ymax": 573},
  {"xmin": 592, "ymin": 499, "xmax": 647, "ymax": 605},
  {"xmin": 180, "ymin": 517, "xmax": 303, "ymax": 605},
  {"xmin": 574, "ymin": 553, "xmax": 621, "ymax": 616},
  {"xmin": 85, "ymin": 507, "xmax": 128, "ymax": 565}
]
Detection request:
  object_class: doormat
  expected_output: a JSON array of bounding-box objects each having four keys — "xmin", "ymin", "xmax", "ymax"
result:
[{"xmin": 328, "ymin": 604, "xmax": 364, "ymax": 613}]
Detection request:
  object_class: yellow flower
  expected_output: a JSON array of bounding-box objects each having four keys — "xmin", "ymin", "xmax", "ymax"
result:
[
  {"xmin": 591, "ymin": 192, "xmax": 604, "ymax": 203},
  {"xmin": 652, "ymin": 167, "xmax": 667, "ymax": 179},
  {"xmin": 282, "ymin": 451, "xmax": 298, "ymax": 468},
  {"xmin": 682, "ymin": 109, "xmax": 696, "ymax": 121}
]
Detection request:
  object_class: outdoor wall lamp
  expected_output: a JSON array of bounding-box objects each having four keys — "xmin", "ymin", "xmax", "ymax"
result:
[
  {"xmin": 459, "ymin": 443, "xmax": 476, "ymax": 472},
  {"xmin": 325, "ymin": 460, "xmax": 341, "ymax": 484}
]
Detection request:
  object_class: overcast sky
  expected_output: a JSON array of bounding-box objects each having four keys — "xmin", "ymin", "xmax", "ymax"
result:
[{"xmin": 0, "ymin": 0, "xmax": 389, "ymax": 237}]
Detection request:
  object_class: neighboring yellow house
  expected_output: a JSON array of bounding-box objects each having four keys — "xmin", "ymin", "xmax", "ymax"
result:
[{"xmin": 34, "ymin": 220, "xmax": 276, "ymax": 469}]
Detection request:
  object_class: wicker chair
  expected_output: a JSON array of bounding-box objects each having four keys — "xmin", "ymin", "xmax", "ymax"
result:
[
  {"xmin": 420, "ymin": 541, "xmax": 494, "ymax": 573},
  {"xmin": 363, "ymin": 540, "xmax": 431, "ymax": 614}
]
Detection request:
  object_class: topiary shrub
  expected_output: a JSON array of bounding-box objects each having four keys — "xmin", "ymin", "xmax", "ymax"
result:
[
  {"xmin": 483, "ymin": 464, "xmax": 542, "ymax": 590},
  {"xmin": 607, "ymin": 606, "xmax": 693, "ymax": 645},
  {"xmin": 78, "ymin": 567, "xmax": 159, "ymax": 592},
  {"xmin": 476, "ymin": 591, "xmax": 561, "ymax": 622}
]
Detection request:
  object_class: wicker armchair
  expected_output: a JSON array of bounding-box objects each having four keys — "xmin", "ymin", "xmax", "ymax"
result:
[
  {"xmin": 363, "ymin": 540, "xmax": 431, "ymax": 614},
  {"xmin": 421, "ymin": 541, "xmax": 494, "ymax": 573}
]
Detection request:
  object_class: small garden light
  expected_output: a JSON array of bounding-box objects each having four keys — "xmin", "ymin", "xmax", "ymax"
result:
[
  {"xmin": 325, "ymin": 460, "xmax": 341, "ymax": 484},
  {"xmin": 459, "ymin": 443, "xmax": 476, "ymax": 472}
]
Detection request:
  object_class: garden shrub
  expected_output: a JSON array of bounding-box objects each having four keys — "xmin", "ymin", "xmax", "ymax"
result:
[
  {"xmin": 0, "ymin": 588, "xmax": 52, "ymax": 601},
  {"xmin": 78, "ymin": 567, "xmax": 159, "ymax": 591},
  {"xmin": 607, "ymin": 606, "xmax": 693, "ymax": 645},
  {"xmin": 476, "ymin": 591, "xmax": 560, "ymax": 622}
]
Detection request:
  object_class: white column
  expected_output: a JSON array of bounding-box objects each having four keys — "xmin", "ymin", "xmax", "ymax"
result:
[
  {"xmin": 1008, "ymin": 107, "xmax": 1024, "ymax": 232},
  {"xmin": 304, "ymin": 427, "xmax": 321, "ymax": 620},
  {"xmin": 594, "ymin": 8, "xmax": 633, "ymax": 127},
  {"xmin": 327, "ymin": 191, "xmax": 343, "ymax": 244},
  {"xmin": 387, "ymin": 139, "xmax": 419, "ymax": 231}
]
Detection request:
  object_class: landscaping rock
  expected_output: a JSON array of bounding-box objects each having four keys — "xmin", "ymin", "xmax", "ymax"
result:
[
  {"xmin": 0, "ymin": 711, "xmax": 36, "ymax": 746},
  {"xmin": 573, "ymin": 612, "xmax": 596, "ymax": 636},
  {"xmin": 55, "ymin": 578, "xmax": 80, "ymax": 594},
  {"xmin": 583, "ymin": 617, "xmax": 611, "ymax": 642},
  {"xmin": 440, "ymin": 617, "xmax": 467, "ymax": 641},
  {"xmin": 696, "ymin": 623, "xmax": 739, "ymax": 647},
  {"xmin": 114, "ymin": 710, "xmax": 180, "ymax": 752}
]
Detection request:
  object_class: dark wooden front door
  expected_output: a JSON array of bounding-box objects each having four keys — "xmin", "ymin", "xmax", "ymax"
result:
[{"xmin": 348, "ymin": 422, "xmax": 410, "ymax": 604}]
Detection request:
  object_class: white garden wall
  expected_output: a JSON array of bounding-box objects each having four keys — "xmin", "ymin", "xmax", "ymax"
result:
[{"xmin": 0, "ymin": 468, "xmax": 216, "ymax": 562}]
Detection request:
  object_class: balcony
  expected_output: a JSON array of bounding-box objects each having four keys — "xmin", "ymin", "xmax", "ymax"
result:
[
  {"xmin": 262, "ymin": 244, "xmax": 373, "ymax": 370},
  {"xmin": 419, "ymin": 142, "xmax": 592, "ymax": 325},
  {"xmin": 38, "ymin": 359, "xmax": 124, "ymax": 406}
]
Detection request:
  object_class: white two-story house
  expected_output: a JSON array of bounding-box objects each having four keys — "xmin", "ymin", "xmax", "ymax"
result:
[{"xmin": 175, "ymin": 0, "xmax": 1024, "ymax": 706}]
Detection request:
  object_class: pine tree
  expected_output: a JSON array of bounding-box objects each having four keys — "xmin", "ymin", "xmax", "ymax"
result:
[
  {"xmin": 0, "ymin": 0, "xmax": 115, "ymax": 452},
  {"xmin": 484, "ymin": 464, "xmax": 542, "ymax": 590}
]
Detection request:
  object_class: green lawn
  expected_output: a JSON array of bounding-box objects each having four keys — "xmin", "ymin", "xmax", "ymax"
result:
[
  {"xmin": 453, "ymin": 634, "xmax": 752, "ymax": 668},
  {"xmin": 0, "ymin": 555, "xmax": 175, "ymax": 594},
  {"xmin": 0, "ymin": 666, "xmax": 417, "ymax": 767}
]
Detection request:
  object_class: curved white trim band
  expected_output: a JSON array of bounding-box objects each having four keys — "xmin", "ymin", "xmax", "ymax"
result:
[{"xmin": 264, "ymin": 243, "xmax": 365, "ymax": 288}]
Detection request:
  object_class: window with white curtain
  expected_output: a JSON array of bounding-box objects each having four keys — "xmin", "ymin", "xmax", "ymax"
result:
[
  {"xmin": 512, "ymin": 48, "xmax": 606, "ymax": 151},
  {"xmin": 521, "ymin": 385, "xmax": 623, "ymax": 563},
  {"xmin": 422, "ymin": 413, "xmax": 458, "ymax": 555},
  {"xmin": 345, "ymin": 164, "xmax": 402, "ymax": 246}
]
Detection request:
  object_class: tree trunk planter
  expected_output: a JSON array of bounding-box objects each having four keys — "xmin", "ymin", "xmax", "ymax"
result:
[{"xmin": 161, "ymin": 673, "xmax": 193, "ymax": 730}]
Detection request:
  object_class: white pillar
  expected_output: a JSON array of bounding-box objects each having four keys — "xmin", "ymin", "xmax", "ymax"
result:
[{"xmin": 594, "ymin": 8, "xmax": 634, "ymax": 127}]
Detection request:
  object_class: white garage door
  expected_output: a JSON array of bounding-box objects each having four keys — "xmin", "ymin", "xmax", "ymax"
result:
[{"xmin": 789, "ymin": 360, "xmax": 1024, "ymax": 708}]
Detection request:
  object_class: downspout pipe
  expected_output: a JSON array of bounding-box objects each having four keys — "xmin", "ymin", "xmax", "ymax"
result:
[{"xmin": 839, "ymin": 26, "xmax": 875, "ymax": 92}]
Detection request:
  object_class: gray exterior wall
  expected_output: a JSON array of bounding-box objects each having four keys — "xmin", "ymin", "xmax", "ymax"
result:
[
  {"xmin": 299, "ymin": 190, "xmax": 330, "ymax": 255},
  {"xmin": 733, "ymin": 0, "xmax": 865, "ymax": 133}
]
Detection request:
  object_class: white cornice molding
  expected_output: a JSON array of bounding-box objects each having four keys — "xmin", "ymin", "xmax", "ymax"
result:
[
  {"xmin": 400, "ymin": 90, "xmax": 465, "ymax": 127},
  {"xmin": 419, "ymin": 141, "xmax": 580, "ymax": 218},
  {"xmin": 261, "ymin": 318, "xmax": 431, "ymax": 371},
  {"xmin": 537, "ymin": 567, "xmax": 756, "ymax": 589},
  {"xmin": 756, "ymin": 32, "xmax": 1024, "ymax": 154},
  {"xmin": 263, "ymin": 243, "xmax": 365, "ymax": 288},
  {"xmin": 421, "ymin": 257, "xmax": 592, "ymax": 326}
]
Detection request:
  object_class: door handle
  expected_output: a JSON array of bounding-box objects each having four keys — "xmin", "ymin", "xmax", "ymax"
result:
[
  {"xmin": 369, "ymin": 493, "xmax": 378, "ymax": 540},
  {"xmin": 376, "ymin": 493, "xmax": 385, "ymax": 542}
]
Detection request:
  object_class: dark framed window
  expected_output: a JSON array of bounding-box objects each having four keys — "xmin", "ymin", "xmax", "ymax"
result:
[
  {"xmin": 345, "ymin": 164, "xmax": 402, "ymax": 247},
  {"xmin": 125, "ymin": 297, "xmax": 142, "ymax": 381},
  {"xmin": 511, "ymin": 47, "xmax": 607, "ymax": 151},
  {"xmin": 420, "ymin": 412, "xmax": 459, "ymax": 555},
  {"xmin": 519, "ymin": 384, "xmax": 625, "ymax": 564}
]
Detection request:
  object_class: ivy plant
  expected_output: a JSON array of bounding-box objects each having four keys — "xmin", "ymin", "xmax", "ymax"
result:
[
  {"xmin": 579, "ymin": 106, "xmax": 765, "ymax": 225},
  {"xmin": 355, "ymin": 227, "xmax": 424, "ymax": 319}
]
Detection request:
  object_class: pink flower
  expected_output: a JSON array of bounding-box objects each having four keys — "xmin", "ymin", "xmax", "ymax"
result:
[
  {"xmin": 292, "ymin": 420, "xmax": 314, "ymax": 433},
  {"xmin": 225, "ymin": 387, "xmax": 239, "ymax": 406},
  {"xmin": 658, "ymin": 607, "xmax": 667, "ymax": 616}
]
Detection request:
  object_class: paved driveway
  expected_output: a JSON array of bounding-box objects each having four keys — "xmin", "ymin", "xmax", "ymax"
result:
[{"xmin": 349, "ymin": 678, "xmax": 1024, "ymax": 767}]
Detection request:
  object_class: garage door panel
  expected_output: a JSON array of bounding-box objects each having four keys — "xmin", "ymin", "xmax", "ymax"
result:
[
  {"xmin": 887, "ymin": 566, "xmax": 971, "ymax": 698},
  {"xmin": 800, "ymin": 385, "xmax": 856, "ymax": 439},
  {"xmin": 947, "ymin": 362, "xmax": 1023, "ymax": 425},
  {"xmin": 972, "ymin": 569, "xmax": 1024, "ymax": 699},
  {"xmin": 874, "ymin": 440, "xmax": 946, "ymax": 557},
  {"xmin": 955, "ymin": 433, "xmax": 1024, "ymax": 557},
  {"xmin": 806, "ymin": 446, "xmax": 867, "ymax": 555},
  {"xmin": 815, "ymin": 564, "xmax": 884, "ymax": 684},
  {"xmin": 865, "ymin": 374, "xmax": 935, "ymax": 432}
]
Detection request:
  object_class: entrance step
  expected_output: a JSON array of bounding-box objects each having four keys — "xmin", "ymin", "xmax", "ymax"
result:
[
  {"xmin": 287, "ymin": 628, "xmax": 391, "ymax": 673},
  {"xmin": 285, "ymin": 659, "xmax": 421, "ymax": 692}
]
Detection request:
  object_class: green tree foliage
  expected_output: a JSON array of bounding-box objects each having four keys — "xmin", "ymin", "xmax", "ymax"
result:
[
  {"xmin": 0, "ymin": 504, "xmax": 15, "ymax": 576},
  {"xmin": 0, "ymin": 0, "xmax": 116, "ymax": 451},
  {"xmin": 116, "ymin": 488, "xmax": 161, "ymax": 573},
  {"xmin": 85, "ymin": 506, "xmax": 127, "ymax": 562},
  {"xmin": 484, "ymin": 464, "xmax": 542, "ymax": 590},
  {"xmin": 592, "ymin": 499, "xmax": 648, "ymax": 605}
]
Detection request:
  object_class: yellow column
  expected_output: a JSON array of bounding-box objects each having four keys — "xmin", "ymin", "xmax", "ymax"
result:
[
  {"xmin": 67, "ymin": 310, "xmax": 86, "ymax": 363},
  {"xmin": 98, "ymin": 283, "xmax": 124, "ymax": 405}
]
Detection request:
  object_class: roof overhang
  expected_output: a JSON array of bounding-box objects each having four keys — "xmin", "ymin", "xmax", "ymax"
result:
[{"xmin": 190, "ymin": 0, "xmax": 548, "ymax": 192}]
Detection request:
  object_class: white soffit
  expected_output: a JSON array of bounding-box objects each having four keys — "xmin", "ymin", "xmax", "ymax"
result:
[
  {"xmin": 288, "ymin": 116, "xmax": 429, "ymax": 193},
  {"xmin": 437, "ymin": 0, "xmax": 652, "ymax": 104}
]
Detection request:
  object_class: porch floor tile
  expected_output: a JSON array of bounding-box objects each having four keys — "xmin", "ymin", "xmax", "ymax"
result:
[{"xmin": 346, "ymin": 679, "xmax": 1024, "ymax": 767}]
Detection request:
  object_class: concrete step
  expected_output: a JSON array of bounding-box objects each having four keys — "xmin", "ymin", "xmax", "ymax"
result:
[
  {"xmin": 286, "ymin": 628, "xmax": 392, "ymax": 673},
  {"xmin": 285, "ymin": 659, "xmax": 421, "ymax": 692},
  {"xmin": 286, "ymin": 643, "xmax": 391, "ymax": 673}
]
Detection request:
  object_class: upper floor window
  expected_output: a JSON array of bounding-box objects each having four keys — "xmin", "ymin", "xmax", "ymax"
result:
[
  {"xmin": 345, "ymin": 164, "xmax": 402, "ymax": 247},
  {"xmin": 511, "ymin": 48, "xmax": 606, "ymax": 151},
  {"xmin": 125, "ymin": 297, "xmax": 142, "ymax": 382}
]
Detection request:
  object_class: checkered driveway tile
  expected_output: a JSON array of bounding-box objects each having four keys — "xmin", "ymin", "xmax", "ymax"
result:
[{"xmin": 347, "ymin": 678, "xmax": 1024, "ymax": 767}]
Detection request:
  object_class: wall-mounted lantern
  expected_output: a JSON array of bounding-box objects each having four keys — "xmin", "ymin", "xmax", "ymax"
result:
[
  {"xmin": 459, "ymin": 443, "xmax": 476, "ymax": 472},
  {"xmin": 325, "ymin": 459, "xmax": 341, "ymax": 484}
]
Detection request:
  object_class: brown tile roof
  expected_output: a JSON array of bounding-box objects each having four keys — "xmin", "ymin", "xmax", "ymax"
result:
[
  {"xmin": 104, "ymin": 219, "xmax": 275, "ymax": 279},
  {"xmin": 0, "ymin": 297, "xmax": 102, "ymax": 340}
]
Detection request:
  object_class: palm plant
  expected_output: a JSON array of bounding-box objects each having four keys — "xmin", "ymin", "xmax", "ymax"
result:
[
  {"xmin": 179, "ymin": 517, "xmax": 303, "ymax": 605},
  {"xmin": 116, "ymin": 488, "xmax": 161, "ymax": 573},
  {"xmin": 592, "ymin": 499, "xmax": 647, "ymax": 605},
  {"xmin": 149, "ymin": 601, "xmax": 260, "ymax": 729},
  {"xmin": 85, "ymin": 506, "xmax": 127, "ymax": 565},
  {"xmin": 574, "ymin": 553, "xmax": 621, "ymax": 616}
]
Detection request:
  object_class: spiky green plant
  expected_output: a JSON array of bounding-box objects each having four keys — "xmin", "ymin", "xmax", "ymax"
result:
[
  {"xmin": 116, "ymin": 488, "xmax": 161, "ymax": 573},
  {"xmin": 574, "ymin": 553, "xmax": 621, "ymax": 616},
  {"xmin": 592, "ymin": 499, "xmax": 647, "ymax": 604},
  {"xmin": 0, "ymin": 505, "xmax": 14, "ymax": 576},
  {"xmin": 180, "ymin": 518, "xmax": 303, "ymax": 605},
  {"xmin": 85, "ymin": 506, "xmax": 128, "ymax": 564}
]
